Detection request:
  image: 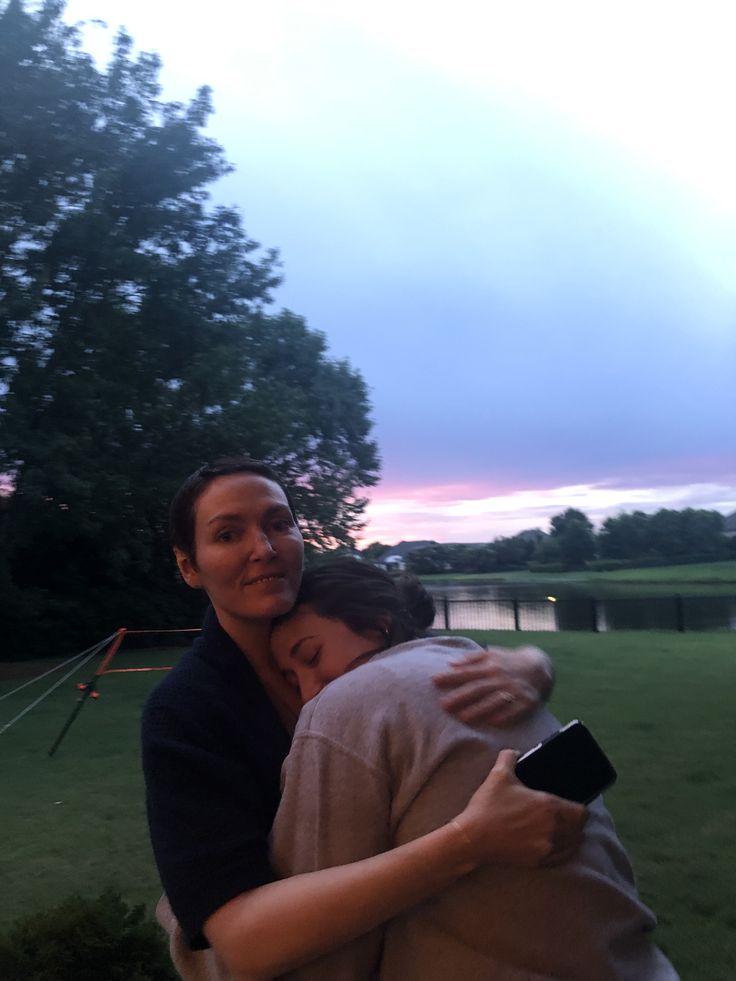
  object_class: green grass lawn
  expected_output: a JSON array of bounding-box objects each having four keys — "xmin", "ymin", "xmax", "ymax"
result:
[
  {"xmin": 2, "ymin": 632, "xmax": 735, "ymax": 979},
  {"xmin": 422, "ymin": 559, "xmax": 736, "ymax": 593},
  {"xmin": 589, "ymin": 560, "xmax": 736, "ymax": 584},
  {"xmin": 0, "ymin": 648, "xmax": 174, "ymax": 928},
  {"xmin": 461, "ymin": 630, "xmax": 736, "ymax": 981}
]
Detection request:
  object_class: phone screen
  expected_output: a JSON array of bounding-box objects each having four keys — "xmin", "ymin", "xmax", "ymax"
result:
[{"xmin": 514, "ymin": 720, "xmax": 617, "ymax": 804}]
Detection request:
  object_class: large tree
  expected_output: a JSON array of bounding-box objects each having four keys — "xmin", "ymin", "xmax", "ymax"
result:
[
  {"xmin": 597, "ymin": 510, "xmax": 652, "ymax": 560},
  {"xmin": 0, "ymin": 1, "xmax": 379, "ymax": 656},
  {"xmin": 549, "ymin": 508, "xmax": 596, "ymax": 569}
]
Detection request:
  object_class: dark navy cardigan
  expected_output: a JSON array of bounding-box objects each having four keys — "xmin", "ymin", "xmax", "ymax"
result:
[{"xmin": 141, "ymin": 608, "xmax": 291, "ymax": 948}]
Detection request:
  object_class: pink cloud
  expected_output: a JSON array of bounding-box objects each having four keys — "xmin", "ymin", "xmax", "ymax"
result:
[{"xmin": 357, "ymin": 475, "xmax": 736, "ymax": 546}]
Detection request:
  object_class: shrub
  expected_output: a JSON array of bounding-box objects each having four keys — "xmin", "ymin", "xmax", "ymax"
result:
[
  {"xmin": 0, "ymin": 890, "xmax": 175, "ymax": 981},
  {"xmin": 584, "ymin": 555, "xmax": 732, "ymax": 572},
  {"xmin": 526, "ymin": 562, "xmax": 566, "ymax": 573},
  {"xmin": 584, "ymin": 558, "xmax": 650, "ymax": 571}
]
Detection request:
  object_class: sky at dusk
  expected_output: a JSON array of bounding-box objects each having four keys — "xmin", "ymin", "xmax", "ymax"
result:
[{"xmin": 65, "ymin": 0, "xmax": 736, "ymax": 544}]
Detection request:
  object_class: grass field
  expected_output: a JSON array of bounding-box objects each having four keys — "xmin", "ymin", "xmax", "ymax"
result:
[
  {"xmin": 422, "ymin": 559, "xmax": 736, "ymax": 593},
  {"xmin": 2, "ymin": 631, "xmax": 735, "ymax": 979}
]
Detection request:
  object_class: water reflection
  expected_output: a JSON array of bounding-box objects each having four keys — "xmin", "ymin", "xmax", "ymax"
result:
[{"xmin": 426, "ymin": 583, "xmax": 736, "ymax": 632}]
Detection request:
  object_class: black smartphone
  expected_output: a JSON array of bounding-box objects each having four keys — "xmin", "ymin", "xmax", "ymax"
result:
[{"xmin": 514, "ymin": 720, "xmax": 617, "ymax": 804}]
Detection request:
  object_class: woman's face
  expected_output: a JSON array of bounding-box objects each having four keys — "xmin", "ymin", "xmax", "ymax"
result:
[
  {"xmin": 175, "ymin": 473, "xmax": 304, "ymax": 630},
  {"xmin": 270, "ymin": 605, "xmax": 386, "ymax": 703}
]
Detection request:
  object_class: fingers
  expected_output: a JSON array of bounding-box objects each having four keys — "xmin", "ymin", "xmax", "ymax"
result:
[
  {"xmin": 539, "ymin": 843, "xmax": 580, "ymax": 867},
  {"xmin": 568, "ymin": 803, "xmax": 588, "ymax": 836},
  {"xmin": 433, "ymin": 648, "xmax": 537, "ymax": 727},
  {"xmin": 438, "ymin": 678, "xmax": 506, "ymax": 712},
  {"xmin": 461, "ymin": 646, "xmax": 519, "ymax": 661},
  {"xmin": 499, "ymin": 761, "xmax": 587, "ymax": 859},
  {"xmin": 433, "ymin": 663, "xmax": 505, "ymax": 690},
  {"xmin": 442, "ymin": 689, "xmax": 533, "ymax": 727},
  {"xmin": 433, "ymin": 648, "xmax": 514, "ymax": 688},
  {"xmin": 448, "ymin": 651, "xmax": 488, "ymax": 666},
  {"xmin": 492, "ymin": 748, "xmax": 520, "ymax": 772},
  {"xmin": 487, "ymin": 702, "xmax": 536, "ymax": 728},
  {"xmin": 439, "ymin": 673, "xmax": 538, "ymax": 728},
  {"xmin": 458, "ymin": 757, "xmax": 588, "ymax": 868},
  {"xmin": 526, "ymin": 797, "xmax": 586, "ymax": 867},
  {"xmin": 541, "ymin": 816, "xmax": 587, "ymax": 866},
  {"xmin": 551, "ymin": 799, "xmax": 587, "ymax": 844}
]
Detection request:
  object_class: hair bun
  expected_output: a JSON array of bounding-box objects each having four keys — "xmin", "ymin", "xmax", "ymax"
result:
[{"xmin": 395, "ymin": 574, "xmax": 436, "ymax": 632}]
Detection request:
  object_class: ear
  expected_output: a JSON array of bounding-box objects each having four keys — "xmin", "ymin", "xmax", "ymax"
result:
[
  {"xmin": 373, "ymin": 615, "xmax": 392, "ymax": 642},
  {"xmin": 174, "ymin": 548, "xmax": 202, "ymax": 589}
]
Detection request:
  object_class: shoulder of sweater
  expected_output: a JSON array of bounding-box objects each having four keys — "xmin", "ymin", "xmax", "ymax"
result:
[
  {"xmin": 380, "ymin": 634, "xmax": 484, "ymax": 660},
  {"xmin": 367, "ymin": 634, "xmax": 485, "ymax": 678},
  {"xmin": 295, "ymin": 635, "xmax": 561, "ymax": 758},
  {"xmin": 295, "ymin": 635, "xmax": 482, "ymax": 734}
]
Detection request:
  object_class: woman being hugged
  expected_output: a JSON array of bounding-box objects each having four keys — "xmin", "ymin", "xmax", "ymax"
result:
[
  {"xmin": 142, "ymin": 457, "xmax": 585, "ymax": 981},
  {"xmin": 269, "ymin": 559, "xmax": 678, "ymax": 981}
]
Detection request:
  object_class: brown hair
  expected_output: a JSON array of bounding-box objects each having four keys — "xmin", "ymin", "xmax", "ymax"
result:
[{"xmin": 284, "ymin": 557, "xmax": 436, "ymax": 644}]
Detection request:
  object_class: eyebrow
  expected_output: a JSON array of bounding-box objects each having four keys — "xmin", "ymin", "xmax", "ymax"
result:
[
  {"xmin": 207, "ymin": 512, "xmax": 244, "ymax": 525},
  {"xmin": 207, "ymin": 504, "xmax": 292, "ymax": 526}
]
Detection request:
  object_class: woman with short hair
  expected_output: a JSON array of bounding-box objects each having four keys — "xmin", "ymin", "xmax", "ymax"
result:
[{"xmin": 143, "ymin": 458, "xmax": 586, "ymax": 981}]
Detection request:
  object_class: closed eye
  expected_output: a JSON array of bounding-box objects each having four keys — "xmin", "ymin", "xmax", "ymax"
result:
[{"xmin": 293, "ymin": 644, "xmax": 320, "ymax": 668}]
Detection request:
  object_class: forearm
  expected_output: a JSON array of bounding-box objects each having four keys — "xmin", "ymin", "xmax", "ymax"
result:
[
  {"xmin": 205, "ymin": 746, "xmax": 585, "ymax": 981},
  {"xmin": 205, "ymin": 820, "xmax": 475, "ymax": 981}
]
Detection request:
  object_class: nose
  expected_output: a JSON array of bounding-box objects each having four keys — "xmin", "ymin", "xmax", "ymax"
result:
[{"xmin": 247, "ymin": 529, "xmax": 276, "ymax": 561}]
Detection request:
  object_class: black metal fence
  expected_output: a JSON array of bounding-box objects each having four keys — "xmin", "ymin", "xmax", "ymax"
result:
[{"xmin": 431, "ymin": 594, "xmax": 736, "ymax": 633}]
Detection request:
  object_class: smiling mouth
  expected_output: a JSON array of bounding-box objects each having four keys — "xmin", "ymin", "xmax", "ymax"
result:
[{"xmin": 243, "ymin": 573, "xmax": 285, "ymax": 587}]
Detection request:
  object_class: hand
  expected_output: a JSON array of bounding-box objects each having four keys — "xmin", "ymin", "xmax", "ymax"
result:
[
  {"xmin": 452, "ymin": 749, "xmax": 587, "ymax": 868},
  {"xmin": 433, "ymin": 647, "xmax": 551, "ymax": 727}
]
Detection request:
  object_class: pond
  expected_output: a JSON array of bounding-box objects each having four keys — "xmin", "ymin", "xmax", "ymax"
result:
[{"xmin": 424, "ymin": 581, "xmax": 736, "ymax": 632}]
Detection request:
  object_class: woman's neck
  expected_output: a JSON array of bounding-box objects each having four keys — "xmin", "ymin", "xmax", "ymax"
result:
[
  {"xmin": 215, "ymin": 607, "xmax": 272, "ymax": 664},
  {"xmin": 214, "ymin": 607, "xmax": 301, "ymax": 733}
]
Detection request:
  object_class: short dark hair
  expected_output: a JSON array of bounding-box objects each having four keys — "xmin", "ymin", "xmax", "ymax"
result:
[
  {"xmin": 169, "ymin": 457, "xmax": 296, "ymax": 562},
  {"xmin": 286, "ymin": 557, "xmax": 436, "ymax": 645}
]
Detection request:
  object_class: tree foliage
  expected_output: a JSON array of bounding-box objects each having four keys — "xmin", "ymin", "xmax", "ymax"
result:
[
  {"xmin": 598, "ymin": 508, "xmax": 725, "ymax": 561},
  {"xmin": 548, "ymin": 508, "xmax": 597, "ymax": 569},
  {"xmin": 596, "ymin": 510, "xmax": 651, "ymax": 560},
  {"xmin": 361, "ymin": 541, "xmax": 390, "ymax": 561},
  {"xmin": 405, "ymin": 532, "xmax": 542, "ymax": 575},
  {"xmin": 0, "ymin": 1, "xmax": 378, "ymax": 656},
  {"xmin": 377, "ymin": 506, "xmax": 730, "ymax": 577}
]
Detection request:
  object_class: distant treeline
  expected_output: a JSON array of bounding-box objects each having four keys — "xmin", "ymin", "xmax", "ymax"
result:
[{"xmin": 368, "ymin": 508, "xmax": 735, "ymax": 575}]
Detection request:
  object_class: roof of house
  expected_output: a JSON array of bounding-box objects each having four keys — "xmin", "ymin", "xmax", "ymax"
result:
[
  {"xmin": 375, "ymin": 540, "xmax": 438, "ymax": 560},
  {"xmin": 515, "ymin": 528, "xmax": 548, "ymax": 542}
]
